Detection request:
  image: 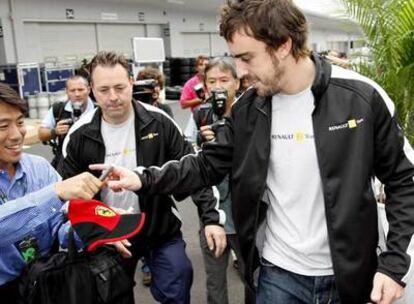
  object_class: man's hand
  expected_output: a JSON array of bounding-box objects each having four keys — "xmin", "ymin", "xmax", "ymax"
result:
[
  {"xmin": 89, "ymin": 164, "xmax": 142, "ymax": 192},
  {"xmin": 107, "ymin": 239, "xmax": 132, "ymax": 258},
  {"xmin": 55, "ymin": 119, "xmax": 71, "ymax": 136},
  {"xmin": 204, "ymin": 225, "xmax": 227, "ymax": 257},
  {"xmin": 55, "ymin": 172, "xmax": 102, "ymax": 201},
  {"xmin": 370, "ymin": 272, "xmax": 404, "ymax": 304},
  {"xmin": 200, "ymin": 125, "xmax": 215, "ymax": 142}
]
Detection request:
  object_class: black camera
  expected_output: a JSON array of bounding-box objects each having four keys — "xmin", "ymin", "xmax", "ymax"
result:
[
  {"xmin": 209, "ymin": 89, "xmax": 227, "ymax": 120},
  {"xmin": 205, "ymin": 89, "xmax": 228, "ymax": 133},
  {"xmin": 193, "ymin": 83, "xmax": 206, "ymax": 100},
  {"xmin": 133, "ymin": 79, "xmax": 157, "ymax": 104}
]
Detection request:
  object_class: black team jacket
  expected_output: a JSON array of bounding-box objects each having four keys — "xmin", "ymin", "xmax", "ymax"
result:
[
  {"xmin": 59, "ymin": 100, "xmax": 225, "ymax": 249},
  {"xmin": 135, "ymin": 54, "xmax": 414, "ymax": 303}
]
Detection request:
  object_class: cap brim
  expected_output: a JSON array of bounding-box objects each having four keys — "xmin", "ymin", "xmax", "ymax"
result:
[{"xmin": 74, "ymin": 213, "xmax": 146, "ymax": 252}]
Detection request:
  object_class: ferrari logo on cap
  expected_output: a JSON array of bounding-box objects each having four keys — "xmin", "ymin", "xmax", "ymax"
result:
[{"xmin": 95, "ymin": 206, "xmax": 116, "ymax": 217}]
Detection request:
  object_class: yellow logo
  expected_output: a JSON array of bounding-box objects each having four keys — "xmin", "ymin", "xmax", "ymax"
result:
[
  {"xmin": 95, "ymin": 206, "xmax": 116, "ymax": 217},
  {"xmin": 348, "ymin": 119, "xmax": 357, "ymax": 129},
  {"xmin": 141, "ymin": 133, "xmax": 159, "ymax": 140},
  {"xmin": 123, "ymin": 148, "xmax": 129, "ymax": 155},
  {"xmin": 294, "ymin": 131, "xmax": 306, "ymax": 142}
]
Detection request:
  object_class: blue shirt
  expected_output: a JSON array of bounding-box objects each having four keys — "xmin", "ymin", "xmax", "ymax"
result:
[{"xmin": 0, "ymin": 153, "xmax": 63, "ymax": 285}]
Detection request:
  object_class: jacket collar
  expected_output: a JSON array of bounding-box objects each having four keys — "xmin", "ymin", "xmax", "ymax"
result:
[
  {"xmin": 82, "ymin": 99, "xmax": 154, "ymax": 141},
  {"xmin": 253, "ymin": 53, "xmax": 331, "ymax": 115},
  {"xmin": 310, "ymin": 52, "xmax": 332, "ymax": 104}
]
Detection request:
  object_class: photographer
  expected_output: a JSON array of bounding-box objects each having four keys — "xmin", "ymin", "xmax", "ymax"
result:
[
  {"xmin": 180, "ymin": 55, "xmax": 209, "ymax": 112},
  {"xmin": 135, "ymin": 66, "xmax": 173, "ymax": 119},
  {"xmin": 192, "ymin": 57, "xmax": 254, "ymax": 304},
  {"xmin": 38, "ymin": 75, "xmax": 95, "ymax": 168}
]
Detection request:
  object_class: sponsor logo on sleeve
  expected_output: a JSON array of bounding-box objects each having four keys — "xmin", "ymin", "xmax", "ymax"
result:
[{"xmin": 328, "ymin": 118, "xmax": 364, "ymax": 132}]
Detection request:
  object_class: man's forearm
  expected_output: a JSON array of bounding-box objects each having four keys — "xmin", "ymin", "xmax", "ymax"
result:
[{"xmin": 38, "ymin": 127, "xmax": 56, "ymax": 142}]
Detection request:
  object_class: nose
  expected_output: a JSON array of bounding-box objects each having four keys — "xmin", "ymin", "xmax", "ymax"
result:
[
  {"xmin": 108, "ymin": 88, "xmax": 118, "ymax": 101},
  {"xmin": 8, "ymin": 123, "xmax": 24, "ymax": 141},
  {"xmin": 235, "ymin": 60, "xmax": 248, "ymax": 79}
]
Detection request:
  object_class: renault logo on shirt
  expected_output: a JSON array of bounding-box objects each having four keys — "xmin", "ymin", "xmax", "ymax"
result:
[
  {"xmin": 328, "ymin": 118, "xmax": 364, "ymax": 132},
  {"xmin": 271, "ymin": 131, "xmax": 314, "ymax": 142},
  {"xmin": 141, "ymin": 133, "xmax": 159, "ymax": 140}
]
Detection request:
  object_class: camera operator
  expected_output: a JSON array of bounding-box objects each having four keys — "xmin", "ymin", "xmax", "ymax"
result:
[
  {"xmin": 192, "ymin": 57, "xmax": 255, "ymax": 304},
  {"xmin": 135, "ymin": 66, "xmax": 173, "ymax": 119},
  {"xmin": 38, "ymin": 75, "xmax": 95, "ymax": 168}
]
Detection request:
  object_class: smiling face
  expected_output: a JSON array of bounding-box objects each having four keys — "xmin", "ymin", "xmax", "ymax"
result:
[
  {"xmin": 228, "ymin": 29, "xmax": 288, "ymax": 97},
  {"xmin": 92, "ymin": 64, "xmax": 134, "ymax": 125},
  {"xmin": 0, "ymin": 102, "xmax": 26, "ymax": 175}
]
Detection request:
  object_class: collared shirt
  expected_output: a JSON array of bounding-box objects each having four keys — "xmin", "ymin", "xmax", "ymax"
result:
[
  {"xmin": 0, "ymin": 153, "xmax": 63, "ymax": 285},
  {"xmin": 41, "ymin": 98, "xmax": 95, "ymax": 128}
]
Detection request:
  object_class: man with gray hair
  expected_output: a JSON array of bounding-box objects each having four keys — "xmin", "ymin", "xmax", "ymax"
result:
[{"xmin": 38, "ymin": 75, "xmax": 95, "ymax": 168}]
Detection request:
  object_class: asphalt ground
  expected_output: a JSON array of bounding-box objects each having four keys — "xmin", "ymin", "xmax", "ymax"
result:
[{"xmin": 24, "ymin": 101, "xmax": 245, "ymax": 304}]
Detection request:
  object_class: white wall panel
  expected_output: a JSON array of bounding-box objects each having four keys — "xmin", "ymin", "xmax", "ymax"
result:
[
  {"xmin": 182, "ymin": 33, "xmax": 210, "ymax": 57},
  {"xmin": 23, "ymin": 22, "xmax": 97, "ymax": 63},
  {"xmin": 146, "ymin": 24, "xmax": 162, "ymax": 37},
  {"xmin": 97, "ymin": 24, "xmax": 145, "ymax": 57},
  {"xmin": 210, "ymin": 33, "xmax": 228, "ymax": 57}
]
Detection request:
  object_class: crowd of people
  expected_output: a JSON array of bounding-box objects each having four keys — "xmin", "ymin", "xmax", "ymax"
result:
[{"xmin": 1, "ymin": 0, "xmax": 414, "ymax": 304}]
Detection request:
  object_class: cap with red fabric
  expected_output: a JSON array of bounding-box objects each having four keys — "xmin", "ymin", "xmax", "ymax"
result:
[{"xmin": 68, "ymin": 199, "xmax": 145, "ymax": 252}]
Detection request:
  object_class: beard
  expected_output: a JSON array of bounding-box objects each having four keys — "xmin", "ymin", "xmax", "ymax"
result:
[{"xmin": 254, "ymin": 53, "xmax": 284, "ymax": 97}]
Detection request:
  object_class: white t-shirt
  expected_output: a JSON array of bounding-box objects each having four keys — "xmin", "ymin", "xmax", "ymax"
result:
[
  {"xmin": 263, "ymin": 87, "xmax": 333, "ymax": 276},
  {"xmin": 100, "ymin": 111, "xmax": 140, "ymax": 213}
]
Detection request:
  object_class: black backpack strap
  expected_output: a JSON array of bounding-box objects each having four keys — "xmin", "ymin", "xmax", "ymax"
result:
[{"xmin": 52, "ymin": 101, "xmax": 67, "ymax": 123}]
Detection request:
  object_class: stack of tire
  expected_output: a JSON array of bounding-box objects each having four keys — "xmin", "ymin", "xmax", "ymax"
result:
[{"xmin": 164, "ymin": 57, "xmax": 197, "ymax": 100}]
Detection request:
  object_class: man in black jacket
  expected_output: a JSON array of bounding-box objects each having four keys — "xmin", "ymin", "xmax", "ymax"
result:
[
  {"xmin": 90, "ymin": 1, "xmax": 414, "ymax": 303},
  {"xmin": 59, "ymin": 51, "xmax": 226, "ymax": 304}
]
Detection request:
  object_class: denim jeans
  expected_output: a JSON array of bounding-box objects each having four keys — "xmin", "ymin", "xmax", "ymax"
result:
[{"xmin": 257, "ymin": 259, "xmax": 340, "ymax": 304}]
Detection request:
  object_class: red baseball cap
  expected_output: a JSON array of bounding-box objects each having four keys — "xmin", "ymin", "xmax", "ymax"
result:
[{"xmin": 68, "ymin": 199, "xmax": 145, "ymax": 252}]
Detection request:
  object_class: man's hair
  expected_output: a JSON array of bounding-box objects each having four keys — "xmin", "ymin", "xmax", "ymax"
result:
[
  {"xmin": 136, "ymin": 66, "xmax": 164, "ymax": 90},
  {"xmin": 196, "ymin": 55, "xmax": 209, "ymax": 66},
  {"xmin": 66, "ymin": 75, "xmax": 89, "ymax": 88},
  {"xmin": 89, "ymin": 51, "xmax": 130, "ymax": 81},
  {"xmin": 219, "ymin": 0, "xmax": 309, "ymax": 60},
  {"xmin": 204, "ymin": 57, "xmax": 238, "ymax": 81},
  {"xmin": 0, "ymin": 82, "xmax": 27, "ymax": 115}
]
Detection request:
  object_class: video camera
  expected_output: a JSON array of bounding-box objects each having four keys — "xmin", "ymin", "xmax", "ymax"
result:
[{"xmin": 133, "ymin": 79, "xmax": 157, "ymax": 104}]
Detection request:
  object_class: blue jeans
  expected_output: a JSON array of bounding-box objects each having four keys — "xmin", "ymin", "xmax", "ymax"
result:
[{"xmin": 257, "ymin": 259, "xmax": 340, "ymax": 304}]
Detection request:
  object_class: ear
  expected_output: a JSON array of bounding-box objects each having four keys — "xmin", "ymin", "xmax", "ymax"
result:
[{"xmin": 277, "ymin": 37, "xmax": 292, "ymax": 60}]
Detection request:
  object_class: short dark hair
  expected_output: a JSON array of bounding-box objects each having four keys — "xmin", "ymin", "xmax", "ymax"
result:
[
  {"xmin": 0, "ymin": 82, "xmax": 27, "ymax": 115},
  {"xmin": 136, "ymin": 66, "xmax": 164, "ymax": 90},
  {"xmin": 89, "ymin": 51, "xmax": 130, "ymax": 81},
  {"xmin": 219, "ymin": 0, "xmax": 309, "ymax": 60}
]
